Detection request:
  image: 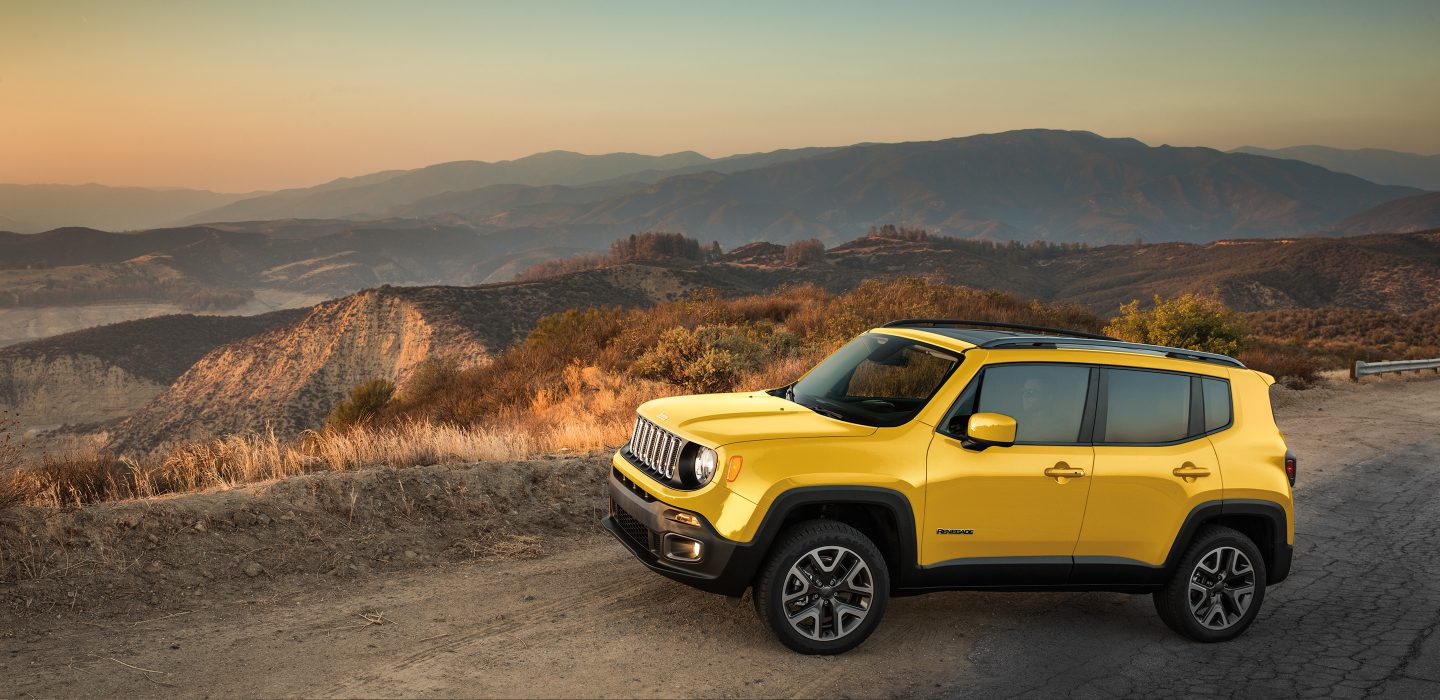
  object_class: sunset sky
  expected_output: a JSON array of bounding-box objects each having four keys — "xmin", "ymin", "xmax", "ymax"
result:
[{"xmin": 3, "ymin": 0, "xmax": 1437, "ymax": 192}]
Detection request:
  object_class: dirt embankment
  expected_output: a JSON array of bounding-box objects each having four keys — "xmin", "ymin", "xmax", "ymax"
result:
[{"xmin": 1, "ymin": 455, "xmax": 608, "ymax": 618}]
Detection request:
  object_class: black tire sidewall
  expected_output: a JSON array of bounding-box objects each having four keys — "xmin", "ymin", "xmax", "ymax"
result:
[
  {"xmin": 1155, "ymin": 525, "xmax": 1268, "ymax": 643},
  {"xmin": 753, "ymin": 520, "xmax": 891, "ymax": 655}
]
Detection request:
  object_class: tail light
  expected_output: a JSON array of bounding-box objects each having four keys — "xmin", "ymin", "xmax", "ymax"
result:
[{"xmin": 1284, "ymin": 452, "xmax": 1297, "ymax": 486}]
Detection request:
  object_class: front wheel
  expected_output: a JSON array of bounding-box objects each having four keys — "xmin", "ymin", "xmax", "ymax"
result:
[
  {"xmin": 752, "ymin": 520, "xmax": 890, "ymax": 655},
  {"xmin": 1153, "ymin": 525, "xmax": 1267, "ymax": 642}
]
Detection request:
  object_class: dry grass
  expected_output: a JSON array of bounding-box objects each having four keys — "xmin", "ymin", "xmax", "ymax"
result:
[{"xmin": 5, "ymin": 372, "xmax": 684, "ymax": 508}]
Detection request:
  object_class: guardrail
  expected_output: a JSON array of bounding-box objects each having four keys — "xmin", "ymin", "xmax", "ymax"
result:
[{"xmin": 1351, "ymin": 357, "xmax": 1440, "ymax": 381}]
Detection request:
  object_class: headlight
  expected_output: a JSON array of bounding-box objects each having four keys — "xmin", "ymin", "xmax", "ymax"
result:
[{"xmin": 691, "ymin": 447, "xmax": 718, "ymax": 485}]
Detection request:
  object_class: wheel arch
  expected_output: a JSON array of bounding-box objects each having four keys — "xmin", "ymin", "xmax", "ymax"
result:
[
  {"xmin": 1164, "ymin": 499, "xmax": 1291, "ymax": 585},
  {"xmin": 750, "ymin": 486, "xmax": 919, "ymax": 592}
]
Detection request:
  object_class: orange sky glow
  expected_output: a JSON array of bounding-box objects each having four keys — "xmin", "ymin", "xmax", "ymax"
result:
[{"xmin": 2, "ymin": 0, "xmax": 1437, "ymax": 192}]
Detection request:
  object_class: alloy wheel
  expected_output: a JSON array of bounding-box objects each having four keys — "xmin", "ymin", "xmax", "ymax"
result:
[
  {"xmin": 782, "ymin": 545, "xmax": 874, "ymax": 641},
  {"xmin": 1187, "ymin": 545, "xmax": 1256, "ymax": 630}
]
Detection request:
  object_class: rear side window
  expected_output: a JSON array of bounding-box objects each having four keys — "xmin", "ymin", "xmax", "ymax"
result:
[
  {"xmin": 975, "ymin": 364, "xmax": 1091, "ymax": 444},
  {"xmin": 1201, "ymin": 377, "xmax": 1232, "ymax": 432},
  {"xmin": 1104, "ymin": 368, "xmax": 1190, "ymax": 443}
]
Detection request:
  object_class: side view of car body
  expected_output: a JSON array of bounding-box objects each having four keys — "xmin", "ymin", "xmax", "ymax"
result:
[{"xmin": 603, "ymin": 320, "xmax": 1295, "ymax": 654}]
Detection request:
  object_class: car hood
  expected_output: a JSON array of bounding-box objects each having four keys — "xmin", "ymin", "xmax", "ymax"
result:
[{"xmin": 637, "ymin": 392, "xmax": 876, "ymax": 446}]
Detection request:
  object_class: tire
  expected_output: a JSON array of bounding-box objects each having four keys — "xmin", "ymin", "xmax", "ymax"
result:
[
  {"xmin": 1153, "ymin": 525, "xmax": 1267, "ymax": 642},
  {"xmin": 752, "ymin": 519, "xmax": 890, "ymax": 655}
]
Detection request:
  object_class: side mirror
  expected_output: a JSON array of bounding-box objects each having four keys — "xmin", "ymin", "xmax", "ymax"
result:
[{"xmin": 961, "ymin": 412, "xmax": 1017, "ymax": 451}]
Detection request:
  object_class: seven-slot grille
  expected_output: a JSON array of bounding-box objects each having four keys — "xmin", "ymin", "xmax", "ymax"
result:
[{"xmin": 627, "ymin": 415, "xmax": 685, "ymax": 480}]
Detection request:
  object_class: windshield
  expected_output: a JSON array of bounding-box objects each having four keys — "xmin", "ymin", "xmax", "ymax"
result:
[{"xmin": 781, "ymin": 333, "xmax": 962, "ymax": 427}]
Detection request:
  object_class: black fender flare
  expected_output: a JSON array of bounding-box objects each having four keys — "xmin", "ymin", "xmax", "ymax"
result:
[
  {"xmin": 738, "ymin": 485, "xmax": 921, "ymax": 588},
  {"xmin": 1162, "ymin": 498, "xmax": 1291, "ymax": 584}
]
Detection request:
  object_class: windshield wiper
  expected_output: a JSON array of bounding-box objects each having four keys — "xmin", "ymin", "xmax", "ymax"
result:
[{"xmin": 794, "ymin": 398, "xmax": 845, "ymax": 421}]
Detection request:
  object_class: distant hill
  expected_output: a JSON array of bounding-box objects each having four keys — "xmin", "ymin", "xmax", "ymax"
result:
[
  {"xmin": 555, "ymin": 130, "xmax": 1420, "ymax": 245},
  {"xmin": 180, "ymin": 151, "xmax": 716, "ymax": 223},
  {"xmin": 1233, "ymin": 145, "xmax": 1440, "ymax": 190},
  {"xmin": 530, "ymin": 228, "xmax": 1440, "ymax": 314},
  {"xmin": 1332, "ymin": 192, "xmax": 1440, "ymax": 235},
  {"xmin": 0, "ymin": 184, "xmax": 251, "ymax": 234},
  {"xmin": 0, "ymin": 221, "xmax": 509, "ymax": 308}
]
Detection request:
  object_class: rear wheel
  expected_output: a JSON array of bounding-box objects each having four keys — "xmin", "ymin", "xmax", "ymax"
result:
[
  {"xmin": 1153, "ymin": 525, "xmax": 1267, "ymax": 642},
  {"xmin": 752, "ymin": 520, "xmax": 890, "ymax": 655}
]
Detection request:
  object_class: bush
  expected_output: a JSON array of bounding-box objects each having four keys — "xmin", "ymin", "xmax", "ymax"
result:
[
  {"xmin": 632, "ymin": 323, "xmax": 798, "ymax": 392},
  {"xmin": 1238, "ymin": 344, "xmax": 1320, "ymax": 388},
  {"xmin": 1105, "ymin": 294, "xmax": 1247, "ymax": 356},
  {"xmin": 327, "ymin": 379, "xmax": 397, "ymax": 429}
]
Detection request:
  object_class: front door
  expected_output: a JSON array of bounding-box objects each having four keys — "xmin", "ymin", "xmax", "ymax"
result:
[{"xmin": 923, "ymin": 363, "xmax": 1097, "ymax": 583}]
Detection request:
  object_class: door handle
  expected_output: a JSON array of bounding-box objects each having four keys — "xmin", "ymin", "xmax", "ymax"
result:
[
  {"xmin": 1172, "ymin": 462, "xmax": 1211, "ymax": 483},
  {"xmin": 1044, "ymin": 462, "xmax": 1086, "ymax": 483}
]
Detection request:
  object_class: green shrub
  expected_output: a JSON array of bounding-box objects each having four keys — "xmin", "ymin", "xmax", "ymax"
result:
[
  {"xmin": 327, "ymin": 379, "xmax": 397, "ymax": 429},
  {"xmin": 633, "ymin": 322, "xmax": 798, "ymax": 392},
  {"xmin": 1105, "ymin": 294, "xmax": 1246, "ymax": 356}
]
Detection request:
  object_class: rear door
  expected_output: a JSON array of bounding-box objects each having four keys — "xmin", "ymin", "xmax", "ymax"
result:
[{"xmin": 1073, "ymin": 368, "xmax": 1225, "ymax": 576}]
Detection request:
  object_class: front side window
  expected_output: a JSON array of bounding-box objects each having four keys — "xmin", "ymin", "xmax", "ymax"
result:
[
  {"xmin": 785, "ymin": 334, "xmax": 960, "ymax": 427},
  {"xmin": 1104, "ymin": 368, "xmax": 1191, "ymax": 443},
  {"xmin": 945, "ymin": 363, "xmax": 1092, "ymax": 444}
]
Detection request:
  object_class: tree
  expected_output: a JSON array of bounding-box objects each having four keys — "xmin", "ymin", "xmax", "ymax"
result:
[
  {"xmin": 783, "ymin": 239, "xmax": 827, "ymax": 266},
  {"xmin": 326, "ymin": 379, "xmax": 396, "ymax": 429},
  {"xmin": 1104, "ymin": 294, "xmax": 1246, "ymax": 356}
]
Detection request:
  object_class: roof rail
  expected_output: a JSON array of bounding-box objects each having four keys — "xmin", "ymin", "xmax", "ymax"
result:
[
  {"xmin": 881, "ymin": 318, "xmax": 1117, "ymax": 341},
  {"xmin": 978, "ymin": 337, "xmax": 1247, "ymax": 369}
]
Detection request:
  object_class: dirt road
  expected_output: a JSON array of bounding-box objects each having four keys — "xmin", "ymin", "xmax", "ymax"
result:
[{"xmin": 6, "ymin": 374, "xmax": 1440, "ymax": 698}]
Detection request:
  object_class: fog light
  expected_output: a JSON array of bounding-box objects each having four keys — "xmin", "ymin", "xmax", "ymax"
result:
[
  {"xmin": 663, "ymin": 533, "xmax": 703, "ymax": 562},
  {"xmin": 665, "ymin": 509, "xmax": 701, "ymax": 527}
]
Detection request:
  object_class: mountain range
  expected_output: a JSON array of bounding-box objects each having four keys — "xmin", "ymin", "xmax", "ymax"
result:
[
  {"xmin": 1233, "ymin": 145, "xmax": 1440, "ymax": 190},
  {"xmin": 4, "ymin": 131, "xmax": 1431, "ymax": 247}
]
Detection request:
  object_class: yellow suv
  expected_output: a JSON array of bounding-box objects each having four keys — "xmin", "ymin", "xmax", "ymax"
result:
[{"xmin": 604, "ymin": 320, "xmax": 1296, "ymax": 654}]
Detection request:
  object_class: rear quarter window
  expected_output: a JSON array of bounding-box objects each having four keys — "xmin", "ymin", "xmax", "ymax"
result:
[{"xmin": 1201, "ymin": 377, "xmax": 1232, "ymax": 432}]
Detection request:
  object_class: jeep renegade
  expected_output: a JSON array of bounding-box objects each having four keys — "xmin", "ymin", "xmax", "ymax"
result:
[{"xmin": 603, "ymin": 320, "xmax": 1295, "ymax": 654}]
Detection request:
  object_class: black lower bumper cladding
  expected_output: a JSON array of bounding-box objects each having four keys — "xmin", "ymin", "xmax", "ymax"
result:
[{"xmin": 602, "ymin": 468, "xmax": 763, "ymax": 596}]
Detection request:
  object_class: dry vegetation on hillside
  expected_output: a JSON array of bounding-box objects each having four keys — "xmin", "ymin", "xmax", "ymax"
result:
[{"xmin": 2, "ymin": 278, "xmax": 1102, "ymax": 507}]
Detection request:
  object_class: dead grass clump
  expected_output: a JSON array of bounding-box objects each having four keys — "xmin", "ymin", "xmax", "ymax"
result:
[
  {"xmin": 2, "ymin": 410, "xmax": 30, "ymax": 510},
  {"xmin": 1240, "ymin": 344, "xmax": 1321, "ymax": 389}
]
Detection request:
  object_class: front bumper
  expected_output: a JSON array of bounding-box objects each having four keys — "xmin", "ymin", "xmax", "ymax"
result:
[{"xmin": 602, "ymin": 466, "xmax": 763, "ymax": 596}]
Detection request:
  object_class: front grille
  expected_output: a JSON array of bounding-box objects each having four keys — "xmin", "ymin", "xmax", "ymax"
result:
[
  {"xmin": 627, "ymin": 416, "xmax": 685, "ymax": 480},
  {"xmin": 611, "ymin": 498, "xmax": 654, "ymax": 551}
]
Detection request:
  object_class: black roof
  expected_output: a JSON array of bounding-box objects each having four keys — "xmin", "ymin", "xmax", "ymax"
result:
[{"xmin": 881, "ymin": 319, "xmax": 1246, "ymax": 369}]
